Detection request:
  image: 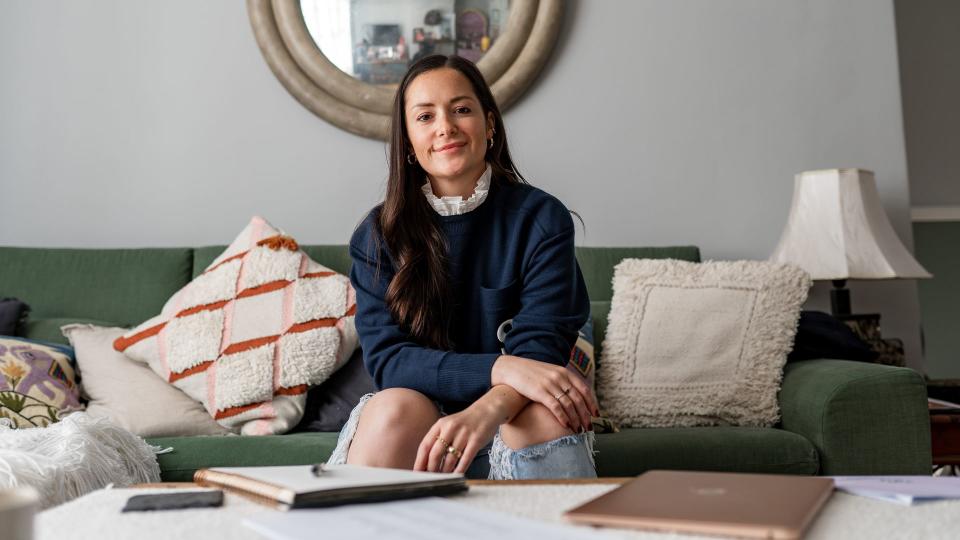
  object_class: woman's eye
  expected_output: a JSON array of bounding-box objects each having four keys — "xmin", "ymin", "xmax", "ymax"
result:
[
  {"xmin": 417, "ymin": 113, "xmax": 432, "ymax": 122},
  {"xmin": 455, "ymin": 106, "xmax": 471, "ymax": 114}
]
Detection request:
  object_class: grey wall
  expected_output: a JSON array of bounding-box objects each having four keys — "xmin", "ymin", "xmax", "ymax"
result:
[
  {"xmin": 896, "ymin": 0, "xmax": 960, "ymax": 206},
  {"xmin": 0, "ymin": 1, "xmax": 928, "ymax": 370}
]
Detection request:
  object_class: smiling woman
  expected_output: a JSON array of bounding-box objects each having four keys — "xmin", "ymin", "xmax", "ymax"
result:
[{"xmin": 325, "ymin": 55, "xmax": 599, "ymax": 481}]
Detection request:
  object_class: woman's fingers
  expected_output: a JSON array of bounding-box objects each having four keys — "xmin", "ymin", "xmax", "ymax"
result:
[
  {"xmin": 441, "ymin": 436, "xmax": 465, "ymax": 474},
  {"xmin": 540, "ymin": 387, "xmax": 575, "ymax": 430},
  {"xmin": 414, "ymin": 425, "xmax": 440, "ymax": 471},
  {"xmin": 427, "ymin": 432, "xmax": 450, "ymax": 472},
  {"xmin": 567, "ymin": 372, "xmax": 600, "ymax": 416},
  {"xmin": 453, "ymin": 440, "xmax": 479, "ymax": 474},
  {"xmin": 566, "ymin": 387, "xmax": 593, "ymax": 431},
  {"xmin": 555, "ymin": 390, "xmax": 582, "ymax": 431}
]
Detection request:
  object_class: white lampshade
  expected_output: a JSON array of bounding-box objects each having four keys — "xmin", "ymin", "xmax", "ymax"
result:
[{"xmin": 770, "ymin": 168, "xmax": 931, "ymax": 280}]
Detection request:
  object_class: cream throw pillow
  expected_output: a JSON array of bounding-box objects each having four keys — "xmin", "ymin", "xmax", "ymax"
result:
[
  {"xmin": 113, "ymin": 216, "xmax": 359, "ymax": 435},
  {"xmin": 61, "ymin": 324, "xmax": 230, "ymax": 437},
  {"xmin": 598, "ymin": 259, "xmax": 811, "ymax": 428}
]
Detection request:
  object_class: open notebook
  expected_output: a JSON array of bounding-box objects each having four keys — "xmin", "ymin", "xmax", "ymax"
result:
[{"xmin": 194, "ymin": 464, "xmax": 467, "ymax": 510}]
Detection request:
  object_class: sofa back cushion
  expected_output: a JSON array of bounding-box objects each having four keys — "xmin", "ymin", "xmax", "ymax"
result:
[
  {"xmin": 2, "ymin": 245, "xmax": 699, "ymax": 350},
  {"xmin": 0, "ymin": 247, "xmax": 192, "ymax": 326}
]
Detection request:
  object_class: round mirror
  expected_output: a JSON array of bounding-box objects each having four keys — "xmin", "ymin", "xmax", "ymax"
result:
[
  {"xmin": 247, "ymin": 0, "xmax": 565, "ymax": 140},
  {"xmin": 301, "ymin": 1, "xmax": 511, "ymax": 86}
]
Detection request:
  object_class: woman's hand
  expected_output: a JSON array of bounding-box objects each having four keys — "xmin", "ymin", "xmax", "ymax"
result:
[
  {"xmin": 413, "ymin": 399, "xmax": 502, "ymax": 474},
  {"xmin": 491, "ymin": 354, "xmax": 599, "ymax": 432}
]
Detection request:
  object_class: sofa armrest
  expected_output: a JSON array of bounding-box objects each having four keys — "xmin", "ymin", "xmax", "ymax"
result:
[{"xmin": 778, "ymin": 359, "xmax": 930, "ymax": 475}]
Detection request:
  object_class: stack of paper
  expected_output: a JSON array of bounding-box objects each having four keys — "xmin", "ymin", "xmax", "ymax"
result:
[{"xmin": 830, "ymin": 476, "xmax": 960, "ymax": 505}]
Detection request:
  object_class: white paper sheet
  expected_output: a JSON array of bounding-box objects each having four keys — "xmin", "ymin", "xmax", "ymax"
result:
[
  {"xmin": 830, "ymin": 476, "xmax": 960, "ymax": 505},
  {"xmin": 242, "ymin": 497, "xmax": 615, "ymax": 540}
]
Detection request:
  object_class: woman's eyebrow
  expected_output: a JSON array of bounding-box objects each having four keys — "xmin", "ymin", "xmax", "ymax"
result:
[{"xmin": 410, "ymin": 95, "xmax": 475, "ymax": 110}]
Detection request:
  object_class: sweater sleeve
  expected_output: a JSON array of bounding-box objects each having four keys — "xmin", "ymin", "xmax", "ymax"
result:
[
  {"xmin": 349, "ymin": 215, "xmax": 501, "ymax": 403},
  {"xmin": 501, "ymin": 209, "xmax": 591, "ymax": 367}
]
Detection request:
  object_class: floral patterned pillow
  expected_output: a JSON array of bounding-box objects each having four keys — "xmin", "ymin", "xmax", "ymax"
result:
[{"xmin": 0, "ymin": 337, "xmax": 82, "ymax": 428}]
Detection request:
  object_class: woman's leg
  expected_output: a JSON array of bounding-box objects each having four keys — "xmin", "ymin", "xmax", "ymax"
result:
[
  {"xmin": 346, "ymin": 388, "xmax": 440, "ymax": 469},
  {"xmin": 489, "ymin": 402, "xmax": 596, "ymax": 480}
]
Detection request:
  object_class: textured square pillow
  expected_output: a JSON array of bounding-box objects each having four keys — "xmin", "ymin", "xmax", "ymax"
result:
[
  {"xmin": 598, "ymin": 259, "xmax": 811, "ymax": 428},
  {"xmin": 113, "ymin": 216, "xmax": 359, "ymax": 435},
  {"xmin": 0, "ymin": 337, "xmax": 81, "ymax": 428},
  {"xmin": 62, "ymin": 324, "xmax": 230, "ymax": 437}
]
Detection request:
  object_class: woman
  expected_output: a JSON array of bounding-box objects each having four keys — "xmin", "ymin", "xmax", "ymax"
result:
[{"xmin": 328, "ymin": 55, "xmax": 597, "ymax": 479}]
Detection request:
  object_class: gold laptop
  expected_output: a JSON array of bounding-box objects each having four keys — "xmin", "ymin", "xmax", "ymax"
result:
[{"xmin": 565, "ymin": 470, "xmax": 834, "ymax": 539}]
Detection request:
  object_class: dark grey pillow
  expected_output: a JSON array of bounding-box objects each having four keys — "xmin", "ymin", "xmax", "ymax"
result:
[
  {"xmin": 0, "ymin": 297, "xmax": 30, "ymax": 336},
  {"xmin": 292, "ymin": 348, "xmax": 376, "ymax": 433}
]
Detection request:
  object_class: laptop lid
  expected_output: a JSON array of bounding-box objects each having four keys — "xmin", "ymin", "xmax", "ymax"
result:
[{"xmin": 565, "ymin": 470, "xmax": 834, "ymax": 540}]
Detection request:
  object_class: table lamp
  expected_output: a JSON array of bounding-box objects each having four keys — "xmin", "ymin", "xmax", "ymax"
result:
[{"xmin": 769, "ymin": 168, "xmax": 932, "ymax": 365}]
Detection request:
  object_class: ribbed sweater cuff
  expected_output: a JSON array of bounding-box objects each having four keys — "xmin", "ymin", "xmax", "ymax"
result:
[{"xmin": 436, "ymin": 352, "xmax": 501, "ymax": 402}]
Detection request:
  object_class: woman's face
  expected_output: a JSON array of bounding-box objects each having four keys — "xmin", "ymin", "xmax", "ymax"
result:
[{"xmin": 404, "ymin": 68, "xmax": 494, "ymax": 184}]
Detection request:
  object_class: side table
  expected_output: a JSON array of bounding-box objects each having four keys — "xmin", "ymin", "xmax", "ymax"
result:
[{"xmin": 930, "ymin": 398, "xmax": 960, "ymax": 473}]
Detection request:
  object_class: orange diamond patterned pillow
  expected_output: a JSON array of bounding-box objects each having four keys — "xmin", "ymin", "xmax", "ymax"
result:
[{"xmin": 114, "ymin": 216, "xmax": 358, "ymax": 435}]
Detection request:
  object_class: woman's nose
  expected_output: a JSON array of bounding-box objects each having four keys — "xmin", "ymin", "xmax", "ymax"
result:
[{"xmin": 436, "ymin": 113, "xmax": 456, "ymax": 136}]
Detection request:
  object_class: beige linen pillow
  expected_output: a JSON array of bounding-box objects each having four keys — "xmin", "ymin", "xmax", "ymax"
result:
[
  {"xmin": 598, "ymin": 259, "xmax": 811, "ymax": 428},
  {"xmin": 61, "ymin": 324, "xmax": 231, "ymax": 437}
]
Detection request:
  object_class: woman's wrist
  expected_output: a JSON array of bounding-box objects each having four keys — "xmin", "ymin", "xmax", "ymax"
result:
[
  {"xmin": 490, "ymin": 354, "xmax": 512, "ymax": 387},
  {"xmin": 474, "ymin": 384, "xmax": 528, "ymax": 425}
]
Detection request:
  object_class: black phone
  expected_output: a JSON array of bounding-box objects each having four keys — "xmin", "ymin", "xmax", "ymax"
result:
[{"xmin": 121, "ymin": 490, "xmax": 224, "ymax": 512}]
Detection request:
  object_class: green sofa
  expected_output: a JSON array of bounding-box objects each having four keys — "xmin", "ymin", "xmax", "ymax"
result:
[{"xmin": 0, "ymin": 245, "xmax": 932, "ymax": 480}]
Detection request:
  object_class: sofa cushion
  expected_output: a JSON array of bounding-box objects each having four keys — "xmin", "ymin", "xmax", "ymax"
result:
[
  {"xmin": 0, "ymin": 336, "xmax": 81, "ymax": 427},
  {"xmin": 594, "ymin": 427, "xmax": 819, "ymax": 476},
  {"xmin": 22, "ymin": 317, "xmax": 121, "ymax": 346},
  {"xmin": 0, "ymin": 247, "xmax": 193, "ymax": 326},
  {"xmin": 115, "ymin": 217, "xmax": 359, "ymax": 435},
  {"xmin": 0, "ymin": 297, "xmax": 30, "ymax": 336},
  {"xmin": 148, "ymin": 432, "xmax": 339, "ymax": 482},
  {"xmin": 148, "ymin": 426, "xmax": 818, "ymax": 481},
  {"xmin": 62, "ymin": 324, "xmax": 230, "ymax": 438},
  {"xmin": 599, "ymin": 259, "xmax": 810, "ymax": 428}
]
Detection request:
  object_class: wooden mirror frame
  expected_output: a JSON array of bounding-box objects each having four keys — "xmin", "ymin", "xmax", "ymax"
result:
[{"xmin": 247, "ymin": 0, "xmax": 565, "ymax": 140}]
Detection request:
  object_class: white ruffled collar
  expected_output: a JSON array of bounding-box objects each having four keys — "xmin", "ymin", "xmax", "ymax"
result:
[{"xmin": 422, "ymin": 164, "xmax": 492, "ymax": 216}]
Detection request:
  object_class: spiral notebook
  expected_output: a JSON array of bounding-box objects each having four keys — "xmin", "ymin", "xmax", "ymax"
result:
[{"xmin": 194, "ymin": 464, "xmax": 467, "ymax": 510}]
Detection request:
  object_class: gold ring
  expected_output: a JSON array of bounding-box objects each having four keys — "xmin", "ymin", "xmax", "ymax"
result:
[
  {"xmin": 562, "ymin": 387, "xmax": 571, "ymax": 394},
  {"xmin": 436, "ymin": 436, "xmax": 448, "ymax": 448},
  {"xmin": 446, "ymin": 446, "xmax": 463, "ymax": 459},
  {"xmin": 555, "ymin": 392, "xmax": 566, "ymax": 401}
]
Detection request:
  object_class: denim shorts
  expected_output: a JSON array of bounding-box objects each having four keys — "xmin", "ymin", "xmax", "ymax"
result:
[{"xmin": 327, "ymin": 393, "xmax": 596, "ymax": 480}]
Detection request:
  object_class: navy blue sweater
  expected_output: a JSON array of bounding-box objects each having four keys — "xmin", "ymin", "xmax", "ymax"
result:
[{"xmin": 349, "ymin": 179, "xmax": 590, "ymax": 410}]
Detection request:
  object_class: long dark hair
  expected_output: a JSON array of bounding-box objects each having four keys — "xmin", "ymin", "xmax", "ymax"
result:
[{"xmin": 378, "ymin": 55, "xmax": 526, "ymax": 349}]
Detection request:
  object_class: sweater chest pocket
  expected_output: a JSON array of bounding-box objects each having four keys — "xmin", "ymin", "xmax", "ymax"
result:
[{"xmin": 479, "ymin": 279, "xmax": 519, "ymax": 352}]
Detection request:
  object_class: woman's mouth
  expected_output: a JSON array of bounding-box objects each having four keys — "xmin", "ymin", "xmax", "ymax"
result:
[{"xmin": 434, "ymin": 142, "xmax": 466, "ymax": 153}]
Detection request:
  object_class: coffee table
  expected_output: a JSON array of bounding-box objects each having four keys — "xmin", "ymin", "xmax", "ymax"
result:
[{"xmin": 37, "ymin": 479, "xmax": 960, "ymax": 539}]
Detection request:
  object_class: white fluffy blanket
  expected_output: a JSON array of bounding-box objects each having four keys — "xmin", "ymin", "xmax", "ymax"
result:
[{"xmin": 0, "ymin": 412, "xmax": 161, "ymax": 508}]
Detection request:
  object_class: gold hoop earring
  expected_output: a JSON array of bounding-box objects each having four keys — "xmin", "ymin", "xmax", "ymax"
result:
[
  {"xmin": 488, "ymin": 137, "xmax": 494, "ymax": 149},
  {"xmin": 407, "ymin": 152, "xmax": 416, "ymax": 165}
]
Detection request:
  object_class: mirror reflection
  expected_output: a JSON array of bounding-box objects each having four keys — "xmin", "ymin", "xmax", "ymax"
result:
[{"xmin": 302, "ymin": 0, "xmax": 510, "ymax": 85}]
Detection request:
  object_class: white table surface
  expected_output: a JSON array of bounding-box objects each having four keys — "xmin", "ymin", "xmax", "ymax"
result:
[{"xmin": 37, "ymin": 483, "xmax": 960, "ymax": 540}]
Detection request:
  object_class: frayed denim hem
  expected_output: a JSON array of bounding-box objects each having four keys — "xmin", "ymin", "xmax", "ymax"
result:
[
  {"xmin": 488, "ymin": 430, "xmax": 597, "ymax": 480},
  {"xmin": 327, "ymin": 392, "xmax": 375, "ymax": 465}
]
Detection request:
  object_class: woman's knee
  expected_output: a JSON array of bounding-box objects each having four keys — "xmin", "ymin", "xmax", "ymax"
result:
[
  {"xmin": 361, "ymin": 388, "xmax": 438, "ymax": 429},
  {"xmin": 500, "ymin": 402, "xmax": 573, "ymax": 450},
  {"xmin": 347, "ymin": 388, "xmax": 439, "ymax": 466}
]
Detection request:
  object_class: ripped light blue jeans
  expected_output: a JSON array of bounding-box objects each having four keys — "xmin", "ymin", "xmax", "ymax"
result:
[{"xmin": 328, "ymin": 393, "xmax": 597, "ymax": 480}]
